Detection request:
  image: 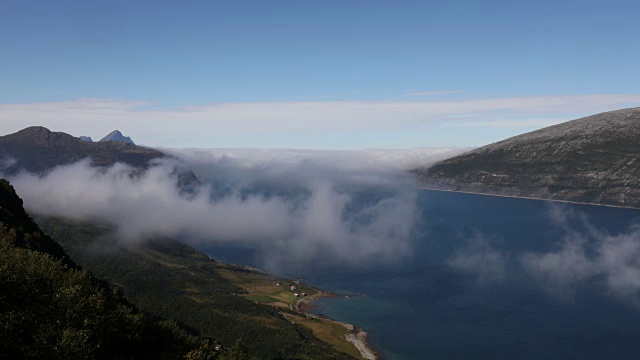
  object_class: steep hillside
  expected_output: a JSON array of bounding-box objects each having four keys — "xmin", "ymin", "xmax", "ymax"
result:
[
  {"xmin": 1, "ymin": 179, "xmax": 355, "ymax": 359},
  {"xmin": 413, "ymin": 107, "xmax": 640, "ymax": 208},
  {"xmin": 0, "ymin": 179, "xmax": 73, "ymax": 267},
  {"xmin": 37, "ymin": 217, "xmax": 356, "ymax": 360},
  {"xmin": 0, "ymin": 179, "xmax": 220, "ymax": 359}
]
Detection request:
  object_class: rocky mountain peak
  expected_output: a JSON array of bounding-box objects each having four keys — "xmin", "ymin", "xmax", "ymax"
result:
[{"xmin": 99, "ymin": 130, "xmax": 135, "ymax": 145}]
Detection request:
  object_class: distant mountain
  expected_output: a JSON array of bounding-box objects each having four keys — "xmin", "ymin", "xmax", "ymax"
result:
[
  {"xmin": 78, "ymin": 136, "xmax": 93, "ymax": 142},
  {"xmin": 0, "ymin": 126, "xmax": 161, "ymax": 174},
  {"xmin": 100, "ymin": 130, "xmax": 135, "ymax": 144},
  {"xmin": 0, "ymin": 126, "xmax": 199, "ymax": 189},
  {"xmin": 412, "ymin": 107, "xmax": 640, "ymax": 208}
]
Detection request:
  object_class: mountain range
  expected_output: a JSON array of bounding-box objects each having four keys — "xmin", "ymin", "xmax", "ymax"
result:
[
  {"xmin": 0, "ymin": 126, "xmax": 158, "ymax": 174},
  {"xmin": 0, "ymin": 126, "xmax": 199, "ymax": 189},
  {"xmin": 412, "ymin": 107, "xmax": 640, "ymax": 208}
]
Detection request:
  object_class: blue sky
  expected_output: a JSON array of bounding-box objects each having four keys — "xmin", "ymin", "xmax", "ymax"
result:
[{"xmin": 1, "ymin": 0, "xmax": 639, "ymax": 149}]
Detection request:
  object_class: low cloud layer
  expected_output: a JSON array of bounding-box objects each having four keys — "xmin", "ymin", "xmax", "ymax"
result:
[
  {"xmin": 5, "ymin": 149, "xmax": 442, "ymax": 272},
  {"xmin": 11, "ymin": 145, "xmax": 640, "ymax": 298}
]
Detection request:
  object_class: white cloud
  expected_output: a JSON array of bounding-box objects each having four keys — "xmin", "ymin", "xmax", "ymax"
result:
[
  {"xmin": 5, "ymin": 148, "xmax": 442, "ymax": 273},
  {"xmin": 1, "ymin": 94, "xmax": 639, "ymax": 148},
  {"xmin": 160, "ymin": 147, "xmax": 468, "ymax": 172},
  {"xmin": 448, "ymin": 118, "xmax": 565, "ymax": 128}
]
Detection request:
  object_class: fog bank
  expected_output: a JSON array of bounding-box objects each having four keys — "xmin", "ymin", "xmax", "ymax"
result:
[{"xmin": 6, "ymin": 148, "xmax": 455, "ymax": 272}]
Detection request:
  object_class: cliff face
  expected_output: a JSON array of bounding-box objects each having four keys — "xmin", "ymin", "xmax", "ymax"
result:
[{"xmin": 413, "ymin": 107, "xmax": 640, "ymax": 208}]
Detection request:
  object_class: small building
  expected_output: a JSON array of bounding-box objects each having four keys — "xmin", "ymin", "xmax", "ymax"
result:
[
  {"xmin": 294, "ymin": 293, "xmax": 300, "ymax": 297},
  {"xmin": 290, "ymin": 285, "xmax": 297, "ymax": 291}
]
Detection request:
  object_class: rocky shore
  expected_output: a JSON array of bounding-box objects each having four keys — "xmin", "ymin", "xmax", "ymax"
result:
[
  {"xmin": 295, "ymin": 291, "xmax": 378, "ymax": 359},
  {"xmin": 342, "ymin": 323, "xmax": 377, "ymax": 360}
]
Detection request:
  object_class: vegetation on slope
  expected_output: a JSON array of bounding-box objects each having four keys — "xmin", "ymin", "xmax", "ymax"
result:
[
  {"xmin": 215, "ymin": 266, "xmax": 364, "ymax": 359},
  {"xmin": 38, "ymin": 217, "xmax": 355, "ymax": 360},
  {"xmin": 0, "ymin": 179, "xmax": 226, "ymax": 359}
]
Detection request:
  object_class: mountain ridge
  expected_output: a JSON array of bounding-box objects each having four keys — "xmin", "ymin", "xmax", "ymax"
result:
[
  {"xmin": 412, "ymin": 107, "xmax": 640, "ymax": 208},
  {"xmin": 0, "ymin": 126, "xmax": 200, "ymax": 189},
  {"xmin": 0, "ymin": 126, "xmax": 160, "ymax": 174}
]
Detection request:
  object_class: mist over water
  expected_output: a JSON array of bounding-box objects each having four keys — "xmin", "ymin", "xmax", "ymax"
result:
[{"xmin": 307, "ymin": 191, "xmax": 640, "ymax": 359}]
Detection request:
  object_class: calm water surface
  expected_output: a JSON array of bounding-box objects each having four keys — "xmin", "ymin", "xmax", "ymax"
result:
[{"xmin": 203, "ymin": 190, "xmax": 640, "ymax": 359}]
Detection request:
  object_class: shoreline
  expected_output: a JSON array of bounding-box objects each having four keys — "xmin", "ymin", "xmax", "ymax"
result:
[
  {"xmin": 417, "ymin": 186, "xmax": 640, "ymax": 211},
  {"xmin": 214, "ymin": 263, "xmax": 379, "ymax": 359},
  {"xmin": 293, "ymin": 289, "xmax": 379, "ymax": 360}
]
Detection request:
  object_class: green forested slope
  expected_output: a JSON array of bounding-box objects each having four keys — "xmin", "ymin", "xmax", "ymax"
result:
[
  {"xmin": 0, "ymin": 178, "xmax": 353, "ymax": 359},
  {"xmin": 0, "ymin": 179, "xmax": 220, "ymax": 359},
  {"xmin": 39, "ymin": 217, "xmax": 354, "ymax": 360}
]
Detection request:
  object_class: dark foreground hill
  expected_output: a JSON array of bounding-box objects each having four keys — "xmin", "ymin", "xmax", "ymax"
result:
[
  {"xmin": 412, "ymin": 107, "xmax": 640, "ymax": 208},
  {"xmin": 0, "ymin": 179, "xmax": 221, "ymax": 359}
]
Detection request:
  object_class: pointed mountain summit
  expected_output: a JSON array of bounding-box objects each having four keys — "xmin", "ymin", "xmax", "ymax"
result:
[
  {"xmin": 99, "ymin": 130, "xmax": 135, "ymax": 145},
  {"xmin": 413, "ymin": 107, "xmax": 640, "ymax": 208},
  {"xmin": 0, "ymin": 126, "xmax": 200, "ymax": 189},
  {"xmin": 78, "ymin": 136, "xmax": 93, "ymax": 142},
  {"xmin": 0, "ymin": 126, "xmax": 160, "ymax": 174}
]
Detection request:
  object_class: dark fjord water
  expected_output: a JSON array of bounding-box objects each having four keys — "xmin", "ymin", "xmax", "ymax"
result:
[{"xmin": 202, "ymin": 190, "xmax": 640, "ymax": 359}]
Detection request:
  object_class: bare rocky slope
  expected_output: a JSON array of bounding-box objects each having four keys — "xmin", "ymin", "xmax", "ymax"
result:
[{"xmin": 412, "ymin": 107, "xmax": 640, "ymax": 208}]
